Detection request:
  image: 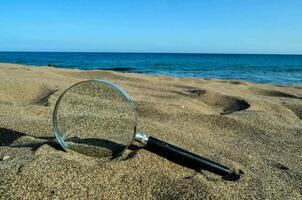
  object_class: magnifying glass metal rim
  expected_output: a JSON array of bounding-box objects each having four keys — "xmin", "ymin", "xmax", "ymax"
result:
[{"xmin": 52, "ymin": 79, "xmax": 138, "ymax": 157}]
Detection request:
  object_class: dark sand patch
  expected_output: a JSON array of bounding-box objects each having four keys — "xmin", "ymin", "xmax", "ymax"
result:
[
  {"xmin": 248, "ymin": 88, "xmax": 301, "ymax": 99},
  {"xmin": 282, "ymin": 103, "xmax": 302, "ymax": 120},
  {"xmin": 31, "ymin": 86, "xmax": 58, "ymax": 106},
  {"xmin": 0, "ymin": 128, "xmax": 25, "ymax": 146}
]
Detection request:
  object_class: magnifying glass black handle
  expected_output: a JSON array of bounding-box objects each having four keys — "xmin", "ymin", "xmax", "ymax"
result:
[{"xmin": 144, "ymin": 136, "xmax": 240, "ymax": 180}]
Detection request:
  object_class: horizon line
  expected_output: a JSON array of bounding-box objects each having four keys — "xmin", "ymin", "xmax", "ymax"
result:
[{"xmin": 0, "ymin": 51, "xmax": 301, "ymax": 56}]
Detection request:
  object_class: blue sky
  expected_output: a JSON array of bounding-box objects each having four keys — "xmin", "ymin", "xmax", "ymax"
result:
[{"xmin": 0, "ymin": 1, "xmax": 301, "ymax": 54}]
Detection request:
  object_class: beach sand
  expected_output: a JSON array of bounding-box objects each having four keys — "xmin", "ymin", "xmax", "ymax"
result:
[{"xmin": 0, "ymin": 63, "xmax": 301, "ymax": 199}]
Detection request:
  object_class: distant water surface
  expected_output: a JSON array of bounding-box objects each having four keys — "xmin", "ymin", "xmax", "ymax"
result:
[{"xmin": 0, "ymin": 52, "xmax": 301, "ymax": 85}]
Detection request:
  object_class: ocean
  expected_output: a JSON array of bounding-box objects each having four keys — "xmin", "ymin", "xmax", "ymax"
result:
[{"xmin": 0, "ymin": 52, "xmax": 301, "ymax": 85}]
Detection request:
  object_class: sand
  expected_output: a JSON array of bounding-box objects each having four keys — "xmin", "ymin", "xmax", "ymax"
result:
[{"xmin": 0, "ymin": 63, "xmax": 301, "ymax": 199}]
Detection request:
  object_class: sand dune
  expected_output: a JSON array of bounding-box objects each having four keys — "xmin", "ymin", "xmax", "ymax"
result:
[{"xmin": 0, "ymin": 63, "xmax": 301, "ymax": 199}]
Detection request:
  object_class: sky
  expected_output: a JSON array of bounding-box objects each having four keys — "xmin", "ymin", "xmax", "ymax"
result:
[{"xmin": 0, "ymin": 1, "xmax": 301, "ymax": 54}]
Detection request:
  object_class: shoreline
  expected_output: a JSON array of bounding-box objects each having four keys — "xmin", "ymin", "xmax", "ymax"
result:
[{"xmin": 1, "ymin": 62, "xmax": 301, "ymax": 88}]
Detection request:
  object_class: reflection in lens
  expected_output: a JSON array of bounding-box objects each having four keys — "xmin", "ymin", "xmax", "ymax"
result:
[{"xmin": 53, "ymin": 80, "xmax": 136, "ymax": 158}]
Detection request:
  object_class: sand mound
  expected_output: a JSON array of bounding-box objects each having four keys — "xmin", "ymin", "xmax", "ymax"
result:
[
  {"xmin": 177, "ymin": 89, "xmax": 250, "ymax": 115},
  {"xmin": 0, "ymin": 63, "xmax": 302, "ymax": 199}
]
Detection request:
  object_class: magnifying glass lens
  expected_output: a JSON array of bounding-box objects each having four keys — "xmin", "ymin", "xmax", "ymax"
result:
[{"xmin": 53, "ymin": 80, "xmax": 136, "ymax": 158}]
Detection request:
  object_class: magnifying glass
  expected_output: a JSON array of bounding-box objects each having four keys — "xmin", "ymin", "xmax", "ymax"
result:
[{"xmin": 53, "ymin": 80, "xmax": 240, "ymax": 180}]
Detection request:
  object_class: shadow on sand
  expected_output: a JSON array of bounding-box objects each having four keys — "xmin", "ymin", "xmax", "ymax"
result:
[{"xmin": 0, "ymin": 127, "xmax": 141, "ymax": 159}]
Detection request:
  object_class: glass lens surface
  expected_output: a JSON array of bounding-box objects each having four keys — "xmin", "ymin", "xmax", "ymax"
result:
[{"xmin": 53, "ymin": 80, "xmax": 136, "ymax": 158}]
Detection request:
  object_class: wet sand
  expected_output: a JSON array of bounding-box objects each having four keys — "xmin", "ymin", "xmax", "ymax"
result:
[{"xmin": 0, "ymin": 63, "xmax": 301, "ymax": 199}]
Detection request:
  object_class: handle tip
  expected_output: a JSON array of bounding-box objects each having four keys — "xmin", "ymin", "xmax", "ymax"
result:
[{"xmin": 222, "ymin": 169, "xmax": 243, "ymax": 181}]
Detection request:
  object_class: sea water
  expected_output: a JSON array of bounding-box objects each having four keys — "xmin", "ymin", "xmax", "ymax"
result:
[{"xmin": 0, "ymin": 52, "xmax": 301, "ymax": 85}]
